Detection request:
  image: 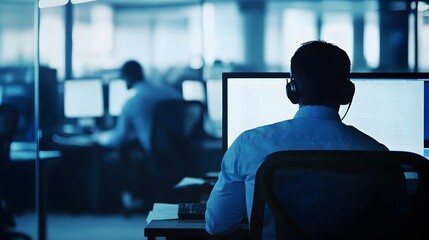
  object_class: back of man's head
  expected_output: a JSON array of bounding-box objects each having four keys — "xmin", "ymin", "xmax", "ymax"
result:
[
  {"xmin": 290, "ymin": 40, "xmax": 352, "ymax": 106},
  {"xmin": 121, "ymin": 60, "xmax": 144, "ymax": 88}
]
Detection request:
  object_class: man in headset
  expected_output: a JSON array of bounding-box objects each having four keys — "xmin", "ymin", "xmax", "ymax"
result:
[{"xmin": 205, "ymin": 40, "xmax": 388, "ymax": 239}]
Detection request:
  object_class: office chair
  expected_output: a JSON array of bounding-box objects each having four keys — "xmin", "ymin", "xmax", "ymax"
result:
[
  {"xmin": 0, "ymin": 104, "xmax": 31, "ymax": 240},
  {"xmin": 140, "ymin": 100, "xmax": 205, "ymax": 204},
  {"xmin": 250, "ymin": 150, "xmax": 429, "ymax": 240},
  {"xmin": 0, "ymin": 103, "xmax": 19, "ymax": 163},
  {"xmin": 150, "ymin": 99, "xmax": 204, "ymax": 177}
]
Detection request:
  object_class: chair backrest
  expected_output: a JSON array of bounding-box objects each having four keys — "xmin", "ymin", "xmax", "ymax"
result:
[
  {"xmin": 250, "ymin": 150, "xmax": 429, "ymax": 240},
  {"xmin": 0, "ymin": 104, "xmax": 19, "ymax": 163},
  {"xmin": 150, "ymin": 99, "xmax": 204, "ymax": 176}
]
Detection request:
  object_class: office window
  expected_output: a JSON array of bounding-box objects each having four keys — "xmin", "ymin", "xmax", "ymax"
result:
[
  {"xmin": 282, "ymin": 9, "xmax": 317, "ymax": 70},
  {"xmin": 117, "ymin": 5, "xmax": 202, "ymax": 83},
  {"xmin": 73, "ymin": 3, "xmax": 115, "ymax": 77},
  {"xmin": 0, "ymin": 3, "xmax": 34, "ymax": 66},
  {"xmin": 114, "ymin": 10, "xmax": 153, "ymax": 75},
  {"xmin": 418, "ymin": 1, "xmax": 429, "ymax": 71},
  {"xmin": 264, "ymin": 4, "xmax": 282, "ymax": 70},
  {"xmin": 364, "ymin": 10, "xmax": 380, "ymax": 69},
  {"xmin": 40, "ymin": 6, "xmax": 65, "ymax": 79},
  {"xmin": 410, "ymin": 9, "xmax": 416, "ymax": 70},
  {"xmin": 202, "ymin": 2, "xmax": 243, "ymax": 66},
  {"xmin": 321, "ymin": 12, "xmax": 354, "ymax": 65}
]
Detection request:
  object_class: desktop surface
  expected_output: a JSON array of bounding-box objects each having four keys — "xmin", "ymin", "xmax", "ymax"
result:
[
  {"xmin": 223, "ymin": 73, "xmax": 426, "ymax": 157},
  {"xmin": 145, "ymin": 203, "xmax": 249, "ymax": 240},
  {"xmin": 10, "ymin": 142, "xmax": 62, "ymax": 161},
  {"xmin": 145, "ymin": 219, "xmax": 249, "ymax": 240}
]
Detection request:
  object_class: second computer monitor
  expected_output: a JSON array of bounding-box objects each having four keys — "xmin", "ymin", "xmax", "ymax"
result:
[
  {"xmin": 182, "ymin": 80, "xmax": 206, "ymax": 102},
  {"xmin": 223, "ymin": 73, "xmax": 425, "ymax": 157},
  {"xmin": 64, "ymin": 79, "xmax": 103, "ymax": 118},
  {"xmin": 108, "ymin": 79, "xmax": 130, "ymax": 116}
]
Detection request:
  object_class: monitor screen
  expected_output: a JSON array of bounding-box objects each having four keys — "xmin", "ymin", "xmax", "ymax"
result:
[
  {"xmin": 207, "ymin": 79, "xmax": 222, "ymax": 122},
  {"xmin": 223, "ymin": 73, "xmax": 426, "ymax": 157},
  {"xmin": 108, "ymin": 79, "xmax": 130, "ymax": 116},
  {"xmin": 206, "ymin": 79, "xmax": 223, "ymax": 137},
  {"xmin": 182, "ymin": 80, "xmax": 205, "ymax": 102},
  {"xmin": 64, "ymin": 79, "xmax": 103, "ymax": 118}
]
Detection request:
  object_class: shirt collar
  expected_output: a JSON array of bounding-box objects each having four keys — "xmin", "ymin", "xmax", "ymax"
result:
[{"xmin": 294, "ymin": 105, "xmax": 341, "ymax": 121}]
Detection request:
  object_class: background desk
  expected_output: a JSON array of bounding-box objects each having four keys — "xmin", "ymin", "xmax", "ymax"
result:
[
  {"xmin": 10, "ymin": 146, "xmax": 62, "ymax": 240},
  {"xmin": 144, "ymin": 219, "xmax": 249, "ymax": 240}
]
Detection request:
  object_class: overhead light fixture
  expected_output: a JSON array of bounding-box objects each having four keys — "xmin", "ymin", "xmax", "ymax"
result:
[
  {"xmin": 71, "ymin": 0, "xmax": 96, "ymax": 4},
  {"xmin": 39, "ymin": 0, "xmax": 96, "ymax": 8},
  {"xmin": 38, "ymin": 0, "xmax": 69, "ymax": 8}
]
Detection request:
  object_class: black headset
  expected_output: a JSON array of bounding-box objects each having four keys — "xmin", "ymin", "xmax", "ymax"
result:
[{"xmin": 286, "ymin": 74, "xmax": 355, "ymax": 105}]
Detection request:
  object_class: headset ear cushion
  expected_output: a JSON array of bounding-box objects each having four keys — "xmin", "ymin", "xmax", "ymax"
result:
[
  {"xmin": 339, "ymin": 81, "xmax": 355, "ymax": 105},
  {"xmin": 286, "ymin": 80, "xmax": 299, "ymax": 104}
]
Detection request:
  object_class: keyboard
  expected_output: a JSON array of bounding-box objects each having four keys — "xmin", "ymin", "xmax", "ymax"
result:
[{"xmin": 178, "ymin": 202, "xmax": 206, "ymax": 220}]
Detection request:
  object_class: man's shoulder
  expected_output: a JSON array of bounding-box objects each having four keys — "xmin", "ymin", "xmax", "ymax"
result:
[
  {"xmin": 344, "ymin": 125, "xmax": 389, "ymax": 151},
  {"xmin": 236, "ymin": 120, "xmax": 293, "ymax": 145}
]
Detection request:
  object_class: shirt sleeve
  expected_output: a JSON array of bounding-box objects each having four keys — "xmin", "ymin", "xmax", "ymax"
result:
[{"xmin": 205, "ymin": 135, "xmax": 247, "ymax": 236}]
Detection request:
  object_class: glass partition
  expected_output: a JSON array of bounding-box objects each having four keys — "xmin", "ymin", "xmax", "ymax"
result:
[{"xmin": 0, "ymin": 0, "xmax": 37, "ymax": 239}]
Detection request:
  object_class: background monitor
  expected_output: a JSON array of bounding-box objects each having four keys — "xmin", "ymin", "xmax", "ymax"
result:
[
  {"xmin": 206, "ymin": 79, "xmax": 223, "ymax": 137},
  {"xmin": 223, "ymin": 72, "xmax": 426, "ymax": 157},
  {"xmin": 206, "ymin": 79, "xmax": 222, "ymax": 122},
  {"xmin": 64, "ymin": 79, "xmax": 103, "ymax": 118},
  {"xmin": 182, "ymin": 80, "xmax": 206, "ymax": 102},
  {"xmin": 108, "ymin": 79, "xmax": 130, "ymax": 116}
]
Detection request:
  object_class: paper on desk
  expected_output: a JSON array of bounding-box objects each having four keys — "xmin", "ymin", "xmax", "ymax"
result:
[
  {"xmin": 173, "ymin": 177, "xmax": 206, "ymax": 188},
  {"xmin": 146, "ymin": 203, "xmax": 178, "ymax": 223}
]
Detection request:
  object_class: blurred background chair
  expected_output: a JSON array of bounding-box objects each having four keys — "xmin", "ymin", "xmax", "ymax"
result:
[
  {"xmin": 250, "ymin": 150, "xmax": 429, "ymax": 240},
  {"xmin": 143, "ymin": 99, "xmax": 205, "ymax": 204},
  {"xmin": 150, "ymin": 99, "xmax": 205, "ymax": 177},
  {"xmin": 0, "ymin": 103, "xmax": 31, "ymax": 240},
  {"xmin": 0, "ymin": 104, "xmax": 19, "ymax": 162}
]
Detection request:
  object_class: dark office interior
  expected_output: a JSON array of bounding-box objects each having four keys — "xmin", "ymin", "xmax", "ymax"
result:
[{"xmin": 1, "ymin": 0, "xmax": 429, "ymax": 239}]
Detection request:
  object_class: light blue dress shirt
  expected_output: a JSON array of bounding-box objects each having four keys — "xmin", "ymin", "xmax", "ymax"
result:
[
  {"xmin": 97, "ymin": 81, "xmax": 181, "ymax": 150},
  {"xmin": 205, "ymin": 105, "xmax": 388, "ymax": 239}
]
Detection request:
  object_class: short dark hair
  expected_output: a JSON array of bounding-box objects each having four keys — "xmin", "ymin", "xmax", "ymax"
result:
[
  {"xmin": 290, "ymin": 40, "xmax": 351, "ymax": 106},
  {"xmin": 121, "ymin": 60, "xmax": 144, "ymax": 82}
]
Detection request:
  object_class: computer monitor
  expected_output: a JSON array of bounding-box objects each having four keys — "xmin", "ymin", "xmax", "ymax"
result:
[
  {"xmin": 108, "ymin": 79, "xmax": 130, "ymax": 116},
  {"xmin": 64, "ymin": 79, "xmax": 103, "ymax": 118},
  {"xmin": 182, "ymin": 80, "xmax": 206, "ymax": 102},
  {"xmin": 223, "ymin": 72, "xmax": 427, "ymax": 157}
]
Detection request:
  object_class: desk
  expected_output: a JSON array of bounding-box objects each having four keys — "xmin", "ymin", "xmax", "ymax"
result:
[
  {"xmin": 144, "ymin": 219, "xmax": 249, "ymax": 240},
  {"xmin": 10, "ymin": 150, "xmax": 62, "ymax": 161},
  {"xmin": 9, "ymin": 145, "xmax": 62, "ymax": 240}
]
